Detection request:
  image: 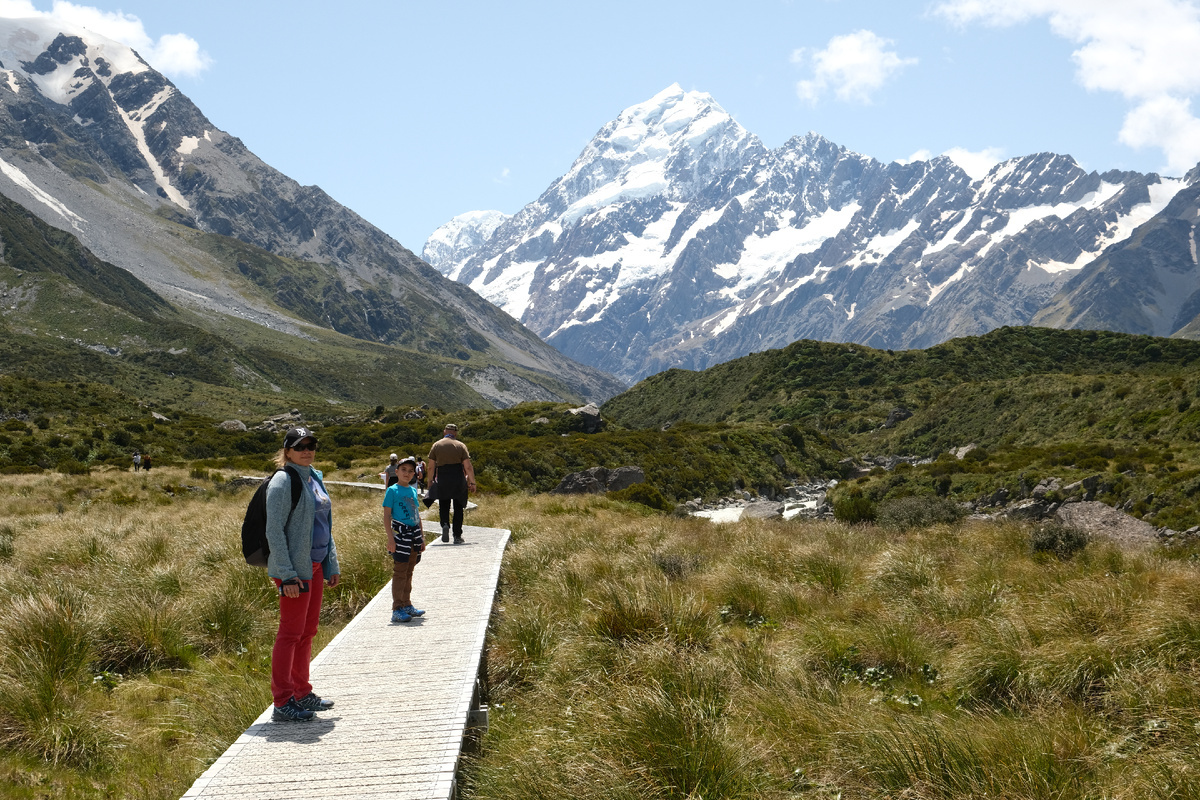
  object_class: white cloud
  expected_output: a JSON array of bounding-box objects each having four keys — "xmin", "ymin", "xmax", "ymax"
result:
[
  {"xmin": 898, "ymin": 146, "xmax": 1004, "ymax": 179},
  {"xmin": 1119, "ymin": 96, "xmax": 1200, "ymax": 174},
  {"xmin": 0, "ymin": 1, "xmax": 212, "ymax": 78},
  {"xmin": 794, "ymin": 30, "xmax": 917, "ymax": 104},
  {"xmin": 942, "ymin": 146, "xmax": 1005, "ymax": 179},
  {"xmin": 493, "ymin": 167, "xmax": 511, "ymax": 184},
  {"xmin": 935, "ymin": 0, "xmax": 1200, "ymax": 174}
]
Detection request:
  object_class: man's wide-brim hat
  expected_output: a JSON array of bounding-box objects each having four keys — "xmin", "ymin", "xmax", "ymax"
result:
[
  {"xmin": 283, "ymin": 426, "xmax": 317, "ymax": 449},
  {"xmin": 444, "ymin": 423, "xmax": 458, "ymax": 431}
]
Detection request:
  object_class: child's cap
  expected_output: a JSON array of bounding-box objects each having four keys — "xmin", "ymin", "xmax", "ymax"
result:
[{"xmin": 397, "ymin": 456, "xmax": 417, "ymax": 467}]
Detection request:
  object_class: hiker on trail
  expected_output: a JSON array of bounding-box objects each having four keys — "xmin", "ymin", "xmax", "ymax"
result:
[
  {"xmin": 384, "ymin": 453, "xmax": 400, "ymax": 487},
  {"xmin": 415, "ymin": 458, "xmax": 426, "ymax": 492},
  {"xmin": 382, "ymin": 456, "xmax": 426, "ymax": 623},
  {"xmin": 141, "ymin": 454, "xmax": 151, "ymax": 472},
  {"xmin": 266, "ymin": 426, "xmax": 341, "ymax": 722},
  {"xmin": 426, "ymin": 423, "xmax": 475, "ymax": 544},
  {"xmin": 132, "ymin": 452, "xmax": 141, "ymax": 472}
]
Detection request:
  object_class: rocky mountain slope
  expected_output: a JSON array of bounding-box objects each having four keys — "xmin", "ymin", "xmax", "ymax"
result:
[
  {"xmin": 427, "ymin": 84, "xmax": 1199, "ymax": 384},
  {"xmin": 0, "ymin": 17, "xmax": 622, "ymax": 406}
]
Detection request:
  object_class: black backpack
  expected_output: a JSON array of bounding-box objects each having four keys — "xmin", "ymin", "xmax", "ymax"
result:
[{"xmin": 241, "ymin": 466, "xmax": 303, "ymax": 567}]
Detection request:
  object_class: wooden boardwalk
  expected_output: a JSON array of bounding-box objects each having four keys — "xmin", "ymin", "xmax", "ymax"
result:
[{"xmin": 182, "ymin": 525, "xmax": 509, "ymax": 799}]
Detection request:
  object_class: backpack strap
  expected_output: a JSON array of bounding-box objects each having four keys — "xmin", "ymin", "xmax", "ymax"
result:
[{"xmin": 282, "ymin": 464, "xmax": 303, "ymax": 528}]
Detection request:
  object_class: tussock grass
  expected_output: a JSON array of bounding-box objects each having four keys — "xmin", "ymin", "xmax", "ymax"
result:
[
  {"xmin": 464, "ymin": 494, "xmax": 1200, "ymax": 800},
  {"xmin": 0, "ymin": 468, "xmax": 391, "ymax": 797}
]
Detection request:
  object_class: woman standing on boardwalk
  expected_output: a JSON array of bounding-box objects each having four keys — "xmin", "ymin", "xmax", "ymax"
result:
[{"xmin": 266, "ymin": 426, "xmax": 341, "ymax": 722}]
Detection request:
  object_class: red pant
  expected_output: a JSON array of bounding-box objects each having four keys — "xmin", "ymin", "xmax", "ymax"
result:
[{"xmin": 271, "ymin": 562, "xmax": 324, "ymax": 707}]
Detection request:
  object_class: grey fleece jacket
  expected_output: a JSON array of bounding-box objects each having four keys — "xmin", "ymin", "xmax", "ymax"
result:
[{"xmin": 264, "ymin": 464, "xmax": 340, "ymax": 583}]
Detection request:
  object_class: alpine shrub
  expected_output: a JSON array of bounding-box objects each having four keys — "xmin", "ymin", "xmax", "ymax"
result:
[
  {"xmin": 834, "ymin": 486, "xmax": 877, "ymax": 524},
  {"xmin": 1030, "ymin": 522, "xmax": 1089, "ymax": 560}
]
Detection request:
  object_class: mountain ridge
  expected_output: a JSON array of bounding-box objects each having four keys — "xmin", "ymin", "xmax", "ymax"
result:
[
  {"xmin": 427, "ymin": 85, "xmax": 1198, "ymax": 384},
  {"xmin": 0, "ymin": 18, "xmax": 623, "ymax": 407}
]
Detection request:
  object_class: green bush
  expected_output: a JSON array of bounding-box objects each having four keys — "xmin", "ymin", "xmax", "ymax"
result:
[
  {"xmin": 55, "ymin": 458, "xmax": 90, "ymax": 476},
  {"xmin": 1030, "ymin": 522, "xmax": 1089, "ymax": 560},
  {"xmin": 876, "ymin": 495, "xmax": 966, "ymax": 530},
  {"xmin": 834, "ymin": 486, "xmax": 877, "ymax": 524},
  {"xmin": 607, "ymin": 483, "xmax": 672, "ymax": 511}
]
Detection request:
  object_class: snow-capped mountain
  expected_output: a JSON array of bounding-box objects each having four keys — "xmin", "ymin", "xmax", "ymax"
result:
[
  {"xmin": 427, "ymin": 84, "xmax": 1198, "ymax": 383},
  {"xmin": 0, "ymin": 17, "xmax": 621, "ymax": 403}
]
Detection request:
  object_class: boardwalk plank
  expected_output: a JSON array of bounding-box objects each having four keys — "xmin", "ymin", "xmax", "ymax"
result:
[{"xmin": 182, "ymin": 525, "xmax": 509, "ymax": 800}]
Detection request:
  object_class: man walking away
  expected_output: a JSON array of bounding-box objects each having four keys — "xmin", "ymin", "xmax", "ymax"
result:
[{"xmin": 426, "ymin": 423, "xmax": 476, "ymax": 543}]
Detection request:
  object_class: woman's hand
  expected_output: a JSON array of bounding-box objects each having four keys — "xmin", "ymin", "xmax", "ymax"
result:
[
  {"xmin": 281, "ymin": 581, "xmax": 301, "ymax": 599},
  {"xmin": 327, "ymin": 574, "xmax": 340, "ymax": 588}
]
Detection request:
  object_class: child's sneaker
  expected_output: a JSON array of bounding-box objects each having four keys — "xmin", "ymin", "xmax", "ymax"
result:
[
  {"xmin": 405, "ymin": 605, "xmax": 426, "ymax": 617},
  {"xmin": 391, "ymin": 608, "xmax": 412, "ymax": 623},
  {"xmin": 272, "ymin": 699, "xmax": 314, "ymax": 722}
]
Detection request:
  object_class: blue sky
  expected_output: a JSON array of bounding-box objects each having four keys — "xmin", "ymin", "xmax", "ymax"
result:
[{"xmin": 3, "ymin": 0, "xmax": 1199, "ymax": 253}]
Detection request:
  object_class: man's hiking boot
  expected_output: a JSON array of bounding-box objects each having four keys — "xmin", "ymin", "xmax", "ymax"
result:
[
  {"xmin": 441, "ymin": 525, "xmax": 450, "ymax": 543},
  {"xmin": 294, "ymin": 692, "xmax": 334, "ymax": 712},
  {"xmin": 272, "ymin": 698, "xmax": 314, "ymax": 722},
  {"xmin": 405, "ymin": 605, "xmax": 425, "ymax": 617},
  {"xmin": 391, "ymin": 607, "xmax": 412, "ymax": 623},
  {"xmin": 453, "ymin": 535, "xmax": 464, "ymax": 544}
]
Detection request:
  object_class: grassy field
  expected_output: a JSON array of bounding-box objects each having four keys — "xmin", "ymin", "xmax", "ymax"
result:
[
  {"xmin": 464, "ymin": 494, "xmax": 1200, "ymax": 800},
  {"xmin": 0, "ymin": 468, "xmax": 392, "ymax": 800},
  {"xmin": 4, "ymin": 469, "xmax": 1200, "ymax": 799}
]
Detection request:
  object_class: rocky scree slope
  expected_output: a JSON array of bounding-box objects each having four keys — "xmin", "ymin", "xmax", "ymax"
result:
[
  {"xmin": 0, "ymin": 18, "xmax": 622, "ymax": 405},
  {"xmin": 428, "ymin": 84, "xmax": 1199, "ymax": 384}
]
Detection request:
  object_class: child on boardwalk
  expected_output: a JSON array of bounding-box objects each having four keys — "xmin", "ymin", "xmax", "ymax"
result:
[{"xmin": 382, "ymin": 457, "xmax": 426, "ymax": 623}]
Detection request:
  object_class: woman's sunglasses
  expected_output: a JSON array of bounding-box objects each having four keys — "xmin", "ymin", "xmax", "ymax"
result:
[{"xmin": 290, "ymin": 441, "xmax": 318, "ymax": 452}]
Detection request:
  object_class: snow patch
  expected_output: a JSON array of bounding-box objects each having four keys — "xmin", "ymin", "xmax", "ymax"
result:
[
  {"xmin": 0, "ymin": 155, "xmax": 84, "ymax": 228},
  {"xmin": 712, "ymin": 203, "xmax": 859, "ymax": 295},
  {"xmin": 177, "ymin": 135, "xmax": 201, "ymax": 155}
]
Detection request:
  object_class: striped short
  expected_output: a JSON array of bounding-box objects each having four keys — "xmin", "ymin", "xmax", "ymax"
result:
[{"xmin": 391, "ymin": 521, "xmax": 423, "ymax": 563}]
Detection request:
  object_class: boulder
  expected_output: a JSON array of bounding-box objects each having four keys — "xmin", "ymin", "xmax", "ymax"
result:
[
  {"xmin": 403, "ymin": 409, "xmax": 426, "ymax": 420},
  {"xmin": 882, "ymin": 407, "xmax": 913, "ymax": 428},
  {"xmin": 1031, "ymin": 477, "xmax": 1061, "ymax": 500},
  {"xmin": 1005, "ymin": 499, "xmax": 1051, "ymax": 520},
  {"xmin": 743, "ymin": 501, "xmax": 784, "ymax": 520},
  {"xmin": 551, "ymin": 469, "xmax": 606, "ymax": 494},
  {"xmin": 566, "ymin": 402, "xmax": 604, "ymax": 433},
  {"xmin": 606, "ymin": 466, "xmax": 646, "ymax": 492},
  {"xmin": 218, "ymin": 419, "xmax": 247, "ymax": 432},
  {"xmin": 1055, "ymin": 501, "xmax": 1160, "ymax": 549},
  {"xmin": 551, "ymin": 465, "xmax": 645, "ymax": 494}
]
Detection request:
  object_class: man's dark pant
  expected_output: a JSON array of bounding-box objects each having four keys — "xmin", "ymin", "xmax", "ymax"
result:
[{"xmin": 437, "ymin": 463, "xmax": 468, "ymax": 536}]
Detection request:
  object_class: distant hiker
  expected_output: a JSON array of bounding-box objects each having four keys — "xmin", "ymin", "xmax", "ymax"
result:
[
  {"xmin": 382, "ymin": 456, "xmax": 426, "ymax": 623},
  {"xmin": 415, "ymin": 458, "xmax": 427, "ymax": 492},
  {"xmin": 384, "ymin": 453, "xmax": 400, "ymax": 487},
  {"xmin": 267, "ymin": 427, "xmax": 341, "ymax": 722},
  {"xmin": 141, "ymin": 454, "xmax": 151, "ymax": 472},
  {"xmin": 132, "ymin": 452, "xmax": 141, "ymax": 472},
  {"xmin": 426, "ymin": 423, "xmax": 476, "ymax": 544}
]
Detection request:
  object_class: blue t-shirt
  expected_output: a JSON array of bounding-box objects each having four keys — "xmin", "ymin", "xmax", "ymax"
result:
[
  {"xmin": 383, "ymin": 482, "xmax": 421, "ymax": 527},
  {"xmin": 309, "ymin": 474, "xmax": 332, "ymax": 563}
]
